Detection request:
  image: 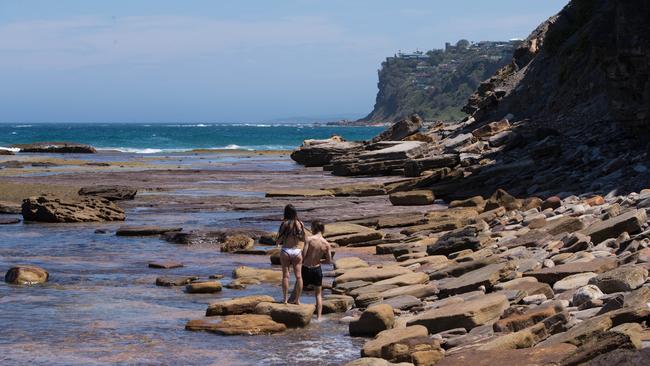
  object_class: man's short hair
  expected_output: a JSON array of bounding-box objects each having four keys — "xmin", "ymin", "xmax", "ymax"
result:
[{"xmin": 311, "ymin": 220, "xmax": 325, "ymax": 234}]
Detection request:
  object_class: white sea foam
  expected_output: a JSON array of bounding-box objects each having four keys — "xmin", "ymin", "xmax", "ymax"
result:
[
  {"xmin": 98, "ymin": 147, "xmax": 166, "ymax": 154},
  {"xmin": 0, "ymin": 146, "xmax": 20, "ymax": 152}
]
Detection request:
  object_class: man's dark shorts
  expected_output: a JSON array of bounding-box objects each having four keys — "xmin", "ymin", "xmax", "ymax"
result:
[{"xmin": 301, "ymin": 265, "xmax": 323, "ymax": 287}]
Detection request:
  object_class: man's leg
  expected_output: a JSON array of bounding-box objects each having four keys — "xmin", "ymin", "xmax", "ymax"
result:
[
  {"xmin": 315, "ymin": 285, "xmax": 323, "ymax": 320},
  {"xmin": 291, "ymin": 256, "xmax": 303, "ymax": 305},
  {"xmin": 280, "ymin": 252, "xmax": 291, "ymax": 304}
]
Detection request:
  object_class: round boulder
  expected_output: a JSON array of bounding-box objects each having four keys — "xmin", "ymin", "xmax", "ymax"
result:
[{"xmin": 5, "ymin": 265, "xmax": 49, "ymax": 285}]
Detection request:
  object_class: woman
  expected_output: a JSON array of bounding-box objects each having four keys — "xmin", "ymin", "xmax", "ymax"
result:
[{"xmin": 276, "ymin": 204, "xmax": 306, "ymax": 304}]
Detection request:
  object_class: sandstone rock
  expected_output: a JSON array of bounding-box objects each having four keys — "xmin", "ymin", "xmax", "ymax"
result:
[
  {"xmin": 329, "ymin": 230, "xmax": 385, "ymax": 246},
  {"xmin": 484, "ymin": 189, "xmax": 522, "ymax": 211},
  {"xmin": 0, "ymin": 201, "xmax": 21, "ymax": 214},
  {"xmin": 541, "ymin": 196, "xmax": 562, "ymax": 211},
  {"xmin": 4, "ymin": 265, "xmax": 49, "ymax": 285},
  {"xmin": 524, "ymin": 258, "xmax": 618, "ymax": 284},
  {"xmin": 206, "ymin": 295, "xmax": 275, "ymax": 316},
  {"xmin": 437, "ymin": 262, "xmax": 515, "ymax": 297},
  {"xmin": 378, "ymin": 295, "xmax": 422, "ymax": 310},
  {"xmin": 362, "ymin": 325, "xmax": 429, "ymax": 357},
  {"xmin": 553, "ymin": 272, "xmax": 598, "ymax": 292},
  {"xmin": 543, "ymin": 216, "xmax": 585, "ymax": 236},
  {"xmin": 185, "ymin": 314, "xmax": 286, "ymax": 335},
  {"xmin": 493, "ymin": 302, "xmax": 562, "ymax": 332},
  {"xmin": 449, "ymin": 196, "xmax": 485, "ymax": 211},
  {"xmin": 336, "ymin": 265, "xmax": 411, "ymax": 284},
  {"xmin": 22, "ymin": 196, "xmax": 125, "ymax": 223},
  {"xmin": 322, "ymin": 294, "xmax": 355, "ymax": 313},
  {"xmin": 254, "ymin": 302, "xmax": 315, "ymax": 327},
  {"xmin": 12, "ymin": 142, "xmax": 96, "ymax": 153},
  {"xmin": 623, "ymin": 286, "xmax": 650, "ymax": 308},
  {"xmin": 349, "ymin": 304, "xmax": 395, "ymax": 337},
  {"xmin": 265, "ymin": 189, "xmax": 334, "ymax": 197},
  {"xmin": 573, "ymin": 285, "xmax": 604, "ymax": 306},
  {"xmin": 344, "ymin": 358, "xmax": 412, "ymax": 366},
  {"xmin": 372, "ymin": 272, "xmax": 429, "ymax": 287},
  {"xmin": 220, "ymin": 234, "xmax": 255, "ymax": 252},
  {"xmin": 328, "ymin": 183, "xmax": 387, "ymax": 197},
  {"xmin": 407, "ymin": 293, "xmax": 509, "ymax": 334},
  {"xmin": 185, "ymin": 281, "xmax": 222, "ymax": 293},
  {"xmin": 78, "ymin": 185, "xmax": 137, "ymax": 201},
  {"xmin": 478, "ymin": 322, "xmax": 547, "ymax": 351},
  {"xmin": 389, "ymin": 190, "xmax": 435, "ymax": 206},
  {"xmin": 582, "ymin": 209, "xmax": 647, "ymax": 244},
  {"xmin": 589, "ymin": 265, "xmax": 648, "ymax": 294},
  {"xmin": 560, "ymin": 330, "xmax": 641, "ymax": 366},
  {"xmin": 233, "ymin": 266, "xmax": 282, "ymax": 283},
  {"xmin": 379, "ymin": 284, "xmax": 438, "ymax": 300},
  {"xmin": 291, "ymin": 137, "xmax": 363, "ymax": 167},
  {"xmin": 427, "ymin": 226, "xmax": 486, "ymax": 256},
  {"xmin": 472, "ymin": 119, "xmax": 510, "ymax": 138},
  {"xmin": 380, "ymin": 336, "xmax": 444, "ymax": 365},
  {"xmin": 335, "ymin": 257, "xmax": 369, "ymax": 270},
  {"xmin": 435, "ymin": 343, "xmax": 576, "ymax": 366},
  {"xmin": 585, "ymin": 348, "xmax": 650, "ymax": 366},
  {"xmin": 371, "ymin": 115, "xmax": 422, "ymax": 143},
  {"xmin": 116, "ymin": 225, "xmax": 182, "ymax": 236}
]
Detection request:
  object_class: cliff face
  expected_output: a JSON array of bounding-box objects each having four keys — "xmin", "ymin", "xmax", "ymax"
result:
[
  {"xmin": 464, "ymin": 0, "xmax": 650, "ymax": 133},
  {"xmin": 362, "ymin": 41, "xmax": 514, "ymax": 123}
]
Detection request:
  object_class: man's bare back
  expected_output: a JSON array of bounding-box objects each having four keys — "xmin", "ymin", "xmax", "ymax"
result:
[{"xmin": 302, "ymin": 233, "xmax": 332, "ymax": 267}]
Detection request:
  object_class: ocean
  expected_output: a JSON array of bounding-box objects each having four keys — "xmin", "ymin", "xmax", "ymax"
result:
[{"xmin": 0, "ymin": 123, "xmax": 384, "ymax": 153}]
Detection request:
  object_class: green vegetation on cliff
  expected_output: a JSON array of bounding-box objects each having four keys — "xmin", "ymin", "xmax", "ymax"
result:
[{"xmin": 361, "ymin": 40, "xmax": 518, "ymax": 123}]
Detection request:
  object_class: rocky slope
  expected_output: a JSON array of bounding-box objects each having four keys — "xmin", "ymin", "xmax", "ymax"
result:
[{"xmin": 361, "ymin": 40, "xmax": 515, "ymax": 123}]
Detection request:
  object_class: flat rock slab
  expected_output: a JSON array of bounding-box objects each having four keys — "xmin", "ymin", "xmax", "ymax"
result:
[
  {"xmin": 148, "ymin": 261, "xmax": 183, "ymax": 269},
  {"xmin": 324, "ymin": 222, "xmax": 374, "ymax": 238},
  {"xmin": 233, "ymin": 266, "xmax": 282, "ymax": 283},
  {"xmin": 524, "ymin": 258, "xmax": 618, "ymax": 285},
  {"xmin": 206, "ymin": 295, "xmax": 275, "ymax": 316},
  {"xmin": 254, "ymin": 302, "xmax": 315, "ymax": 327},
  {"xmin": 0, "ymin": 201, "xmax": 21, "ymax": 214},
  {"xmin": 328, "ymin": 230, "xmax": 385, "ymax": 246},
  {"xmin": 336, "ymin": 265, "xmax": 412, "ymax": 284},
  {"xmin": 185, "ymin": 314, "xmax": 286, "ymax": 335},
  {"xmin": 437, "ymin": 262, "xmax": 515, "ymax": 297},
  {"xmin": 379, "ymin": 284, "xmax": 438, "ymax": 300},
  {"xmin": 78, "ymin": 185, "xmax": 137, "ymax": 201},
  {"xmin": 116, "ymin": 226, "xmax": 182, "ymax": 236},
  {"xmin": 334, "ymin": 257, "xmax": 369, "ymax": 270},
  {"xmin": 22, "ymin": 196, "xmax": 125, "ymax": 223},
  {"xmin": 265, "ymin": 189, "xmax": 333, "ymax": 197},
  {"xmin": 389, "ymin": 190, "xmax": 435, "ymax": 206},
  {"xmin": 0, "ymin": 217, "xmax": 20, "ymax": 225},
  {"xmin": 377, "ymin": 295, "xmax": 422, "ymax": 310},
  {"xmin": 435, "ymin": 343, "xmax": 576, "ymax": 366},
  {"xmin": 185, "ymin": 281, "xmax": 222, "ymax": 293},
  {"xmin": 407, "ymin": 293, "xmax": 509, "ymax": 334},
  {"xmin": 582, "ymin": 209, "xmax": 647, "ymax": 244},
  {"xmin": 361, "ymin": 325, "xmax": 429, "ymax": 357},
  {"xmin": 155, "ymin": 276, "xmax": 198, "ymax": 287}
]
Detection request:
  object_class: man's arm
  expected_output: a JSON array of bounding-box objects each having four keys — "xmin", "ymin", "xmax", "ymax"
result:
[
  {"xmin": 323, "ymin": 241, "xmax": 333, "ymax": 265},
  {"xmin": 302, "ymin": 238, "xmax": 310, "ymax": 258}
]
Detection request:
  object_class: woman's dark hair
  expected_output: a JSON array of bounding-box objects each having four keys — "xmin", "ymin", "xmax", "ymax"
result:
[{"xmin": 283, "ymin": 204, "xmax": 298, "ymax": 221}]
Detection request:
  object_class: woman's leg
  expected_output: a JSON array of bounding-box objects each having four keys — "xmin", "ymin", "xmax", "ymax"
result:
[
  {"xmin": 280, "ymin": 251, "xmax": 291, "ymax": 304},
  {"xmin": 291, "ymin": 255, "xmax": 303, "ymax": 305}
]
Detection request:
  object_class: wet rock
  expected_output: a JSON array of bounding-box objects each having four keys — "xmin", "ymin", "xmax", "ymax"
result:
[
  {"xmin": 4, "ymin": 265, "xmax": 49, "ymax": 285},
  {"xmin": 78, "ymin": 185, "xmax": 137, "ymax": 201},
  {"xmin": 0, "ymin": 201, "xmax": 21, "ymax": 214},
  {"xmin": 349, "ymin": 304, "xmax": 395, "ymax": 337},
  {"xmin": 0, "ymin": 149, "xmax": 14, "ymax": 155},
  {"xmin": 407, "ymin": 293, "xmax": 509, "ymax": 334},
  {"xmin": 254, "ymin": 302, "xmax": 315, "ymax": 327},
  {"xmin": 148, "ymin": 261, "xmax": 183, "ymax": 269},
  {"xmin": 232, "ymin": 266, "xmax": 282, "ymax": 283},
  {"xmin": 12, "ymin": 141, "xmax": 96, "ymax": 153},
  {"xmin": 225, "ymin": 278, "xmax": 261, "ymax": 289},
  {"xmin": 380, "ymin": 336, "xmax": 444, "ymax": 365},
  {"xmin": 185, "ymin": 280, "xmax": 222, "ymax": 293},
  {"xmin": 389, "ymin": 190, "xmax": 435, "ymax": 206},
  {"xmin": 336, "ymin": 265, "xmax": 411, "ymax": 284},
  {"xmin": 155, "ymin": 276, "xmax": 198, "ymax": 287},
  {"xmin": 322, "ymin": 294, "xmax": 355, "ymax": 313},
  {"xmin": 206, "ymin": 295, "xmax": 275, "ymax": 316},
  {"xmin": 572, "ymin": 285, "xmax": 604, "ymax": 307},
  {"xmin": 185, "ymin": 314, "xmax": 286, "ymax": 335},
  {"xmin": 116, "ymin": 225, "xmax": 182, "ymax": 236},
  {"xmin": 361, "ymin": 325, "xmax": 429, "ymax": 357},
  {"xmin": 582, "ymin": 209, "xmax": 647, "ymax": 244},
  {"xmin": 220, "ymin": 234, "xmax": 254, "ymax": 252},
  {"xmin": 0, "ymin": 217, "xmax": 20, "ymax": 225},
  {"xmin": 589, "ymin": 265, "xmax": 648, "ymax": 294},
  {"xmin": 265, "ymin": 189, "xmax": 334, "ymax": 197},
  {"xmin": 22, "ymin": 196, "xmax": 125, "ymax": 223}
]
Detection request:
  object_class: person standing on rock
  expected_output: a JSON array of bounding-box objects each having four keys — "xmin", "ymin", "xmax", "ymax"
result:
[
  {"xmin": 302, "ymin": 220, "xmax": 332, "ymax": 321},
  {"xmin": 276, "ymin": 204, "xmax": 306, "ymax": 304}
]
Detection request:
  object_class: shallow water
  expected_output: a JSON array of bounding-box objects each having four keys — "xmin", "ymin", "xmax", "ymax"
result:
[{"xmin": 0, "ymin": 155, "xmax": 365, "ymax": 365}]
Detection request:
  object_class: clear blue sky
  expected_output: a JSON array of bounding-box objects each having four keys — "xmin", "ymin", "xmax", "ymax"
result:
[{"xmin": 0, "ymin": 0, "xmax": 568, "ymax": 123}]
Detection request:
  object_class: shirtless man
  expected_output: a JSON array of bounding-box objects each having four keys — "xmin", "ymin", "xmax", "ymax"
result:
[{"xmin": 301, "ymin": 220, "xmax": 333, "ymax": 320}]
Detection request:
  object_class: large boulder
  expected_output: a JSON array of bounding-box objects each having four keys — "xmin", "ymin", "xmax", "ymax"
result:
[
  {"xmin": 22, "ymin": 196, "xmax": 125, "ymax": 223},
  {"xmin": 185, "ymin": 314, "xmax": 286, "ymax": 335},
  {"xmin": 4, "ymin": 265, "xmax": 49, "ymax": 285},
  {"xmin": 12, "ymin": 141, "xmax": 96, "ymax": 153},
  {"xmin": 407, "ymin": 293, "xmax": 509, "ymax": 334},
  {"xmin": 589, "ymin": 265, "xmax": 648, "ymax": 294},
  {"xmin": 78, "ymin": 185, "xmax": 137, "ymax": 201},
  {"xmin": 206, "ymin": 295, "xmax": 275, "ymax": 316},
  {"xmin": 254, "ymin": 302, "xmax": 315, "ymax": 327},
  {"xmin": 361, "ymin": 325, "xmax": 429, "ymax": 357},
  {"xmin": 371, "ymin": 114, "xmax": 422, "ymax": 143},
  {"xmin": 349, "ymin": 304, "xmax": 395, "ymax": 337}
]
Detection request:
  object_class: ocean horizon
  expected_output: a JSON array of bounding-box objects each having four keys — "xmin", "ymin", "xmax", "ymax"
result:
[{"xmin": 0, "ymin": 123, "xmax": 383, "ymax": 154}]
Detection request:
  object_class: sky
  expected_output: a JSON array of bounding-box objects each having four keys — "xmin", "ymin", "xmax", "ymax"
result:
[{"xmin": 0, "ymin": 0, "xmax": 568, "ymax": 123}]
